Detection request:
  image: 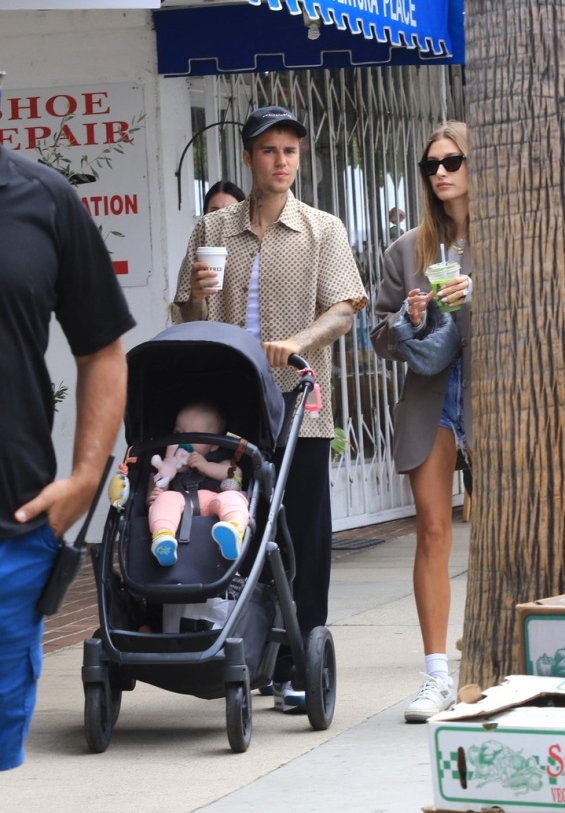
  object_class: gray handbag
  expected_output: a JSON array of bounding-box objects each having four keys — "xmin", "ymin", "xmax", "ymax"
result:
[{"xmin": 374, "ymin": 298, "xmax": 461, "ymax": 376}]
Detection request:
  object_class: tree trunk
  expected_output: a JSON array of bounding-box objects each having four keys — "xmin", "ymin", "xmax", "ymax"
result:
[{"xmin": 460, "ymin": 1, "xmax": 565, "ymax": 689}]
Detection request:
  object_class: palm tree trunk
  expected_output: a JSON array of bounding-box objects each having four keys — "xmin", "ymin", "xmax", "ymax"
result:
[{"xmin": 460, "ymin": 0, "xmax": 565, "ymax": 688}]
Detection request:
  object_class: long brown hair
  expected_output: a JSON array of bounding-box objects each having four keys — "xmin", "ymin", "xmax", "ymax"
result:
[{"xmin": 416, "ymin": 121, "xmax": 469, "ymax": 275}]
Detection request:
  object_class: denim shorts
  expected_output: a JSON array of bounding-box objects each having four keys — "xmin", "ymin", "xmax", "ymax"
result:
[
  {"xmin": 0, "ymin": 524, "xmax": 59, "ymax": 771},
  {"xmin": 439, "ymin": 357, "xmax": 467, "ymax": 456}
]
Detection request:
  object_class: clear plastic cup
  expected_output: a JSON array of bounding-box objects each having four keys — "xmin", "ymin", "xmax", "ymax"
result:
[{"xmin": 425, "ymin": 261, "xmax": 462, "ymax": 312}]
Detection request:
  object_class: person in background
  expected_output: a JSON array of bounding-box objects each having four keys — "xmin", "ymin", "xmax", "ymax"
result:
[
  {"xmin": 173, "ymin": 105, "xmax": 367, "ymax": 713},
  {"xmin": 372, "ymin": 121, "xmax": 472, "ymax": 723},
  {"xmin": 203, "ymin": 180, "xmax": 245, "ymax": 214},
  {"xmin": 170, "ymin": 182, "xmax": 247, "ymax": 328},
  {"xmin": 388, "ymin": 207, "xmax": 406, "ymax": 241},
  {"xmin": 0, "ymin": 68, "xmax": 135, "ymax": 770}
]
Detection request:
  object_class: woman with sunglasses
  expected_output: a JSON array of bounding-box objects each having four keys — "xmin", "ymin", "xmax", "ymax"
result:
[{"xmin": 372, "ymin": 121, "xmax": 472, "ymax": 723}]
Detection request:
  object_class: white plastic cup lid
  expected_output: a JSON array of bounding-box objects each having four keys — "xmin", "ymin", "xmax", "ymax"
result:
[{"xmin": 196, "ymin": 246, "xmax": 227, "ymax": 256}]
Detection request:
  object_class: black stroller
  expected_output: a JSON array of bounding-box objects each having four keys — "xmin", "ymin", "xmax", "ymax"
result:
[{"xmin": 82, "ymin": 321, "xmax": 336, "ymax": 753}]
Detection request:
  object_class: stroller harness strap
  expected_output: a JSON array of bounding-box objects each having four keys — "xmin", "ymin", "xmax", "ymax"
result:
[{"xmin": 176, "ymin": 471, "xmax": 202, "ymax": 544}]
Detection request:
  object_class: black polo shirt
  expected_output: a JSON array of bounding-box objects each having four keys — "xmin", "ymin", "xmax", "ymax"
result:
[{"xmin": 0, "ymin": 146, "xmax": 135, "ymax": 537}]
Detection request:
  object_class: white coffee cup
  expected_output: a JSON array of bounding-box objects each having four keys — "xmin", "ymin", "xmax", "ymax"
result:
[{"xmin": 196, "ymin": 246, "xmax": 227, "ymax": 291}]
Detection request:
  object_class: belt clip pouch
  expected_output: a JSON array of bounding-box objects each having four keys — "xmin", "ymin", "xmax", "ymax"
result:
[
  {"xmin": 37, "ymin": 542, "xmax": 86, "ymax": 616},
  {"xmin": 36, "ymin": 456, "xmax": 114, "ymax": 617}
]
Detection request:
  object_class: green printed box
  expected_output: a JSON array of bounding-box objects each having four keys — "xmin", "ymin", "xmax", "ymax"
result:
[
  {"xmin": 517, "ymin": 595, "xmax": 565, "ymax": 676},
  {"xmin": 428, "ymin": 676, "xmax": 565, "ymax": 813}
]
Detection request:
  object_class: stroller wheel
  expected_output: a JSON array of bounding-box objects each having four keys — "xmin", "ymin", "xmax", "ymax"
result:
[
  {"xmin": 84, "ymin": 683, "xmax": 121, "ymax": 753},
  {"xmin": 225, "ymin": 682, "xmax": 252, "ymax": 753},
  {"xmin": 305, "ymin": 626, "xmax": 336, "ymax": 731}
]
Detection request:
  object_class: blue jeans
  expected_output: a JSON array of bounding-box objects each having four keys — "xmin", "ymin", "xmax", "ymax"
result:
[
  {"xmin": 0, "ymin": 524, "xmax": 59, "ymax": 771},
  {"xmin": 439, "ymin": 357, "xmax": 467, "ymax": 456}
]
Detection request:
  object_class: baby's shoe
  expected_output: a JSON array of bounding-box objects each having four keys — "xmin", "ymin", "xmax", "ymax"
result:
[
  {"xmin": 212, "ymin": 521, "xmax": 243, "ymax": 560},
  {"xmin": 151, "ymin": 531, "xmax": 178, "ymax": 566}
]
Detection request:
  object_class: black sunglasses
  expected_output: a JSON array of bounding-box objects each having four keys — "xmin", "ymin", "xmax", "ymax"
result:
[{"xmin": 419, "ymin": 154, "xmax": 466, "ymax": 177}]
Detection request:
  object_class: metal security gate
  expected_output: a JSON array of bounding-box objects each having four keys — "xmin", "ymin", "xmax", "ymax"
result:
[{"xmin": 183, "ymin": 65, "xmax": 465, "ymax": 530}]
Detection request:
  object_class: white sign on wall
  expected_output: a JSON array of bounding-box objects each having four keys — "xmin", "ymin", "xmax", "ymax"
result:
[
  {"xmin": 0, "ymin": 82, "xmax": 151, "ymax": 286},
  {"xmin": 0, "ymin": 2, "xmax": 159, "ymax": 8}
]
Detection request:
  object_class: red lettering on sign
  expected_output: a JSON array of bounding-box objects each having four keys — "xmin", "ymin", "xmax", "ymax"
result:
[
  {"xmin": 551, "ymin": 787, "xmax": 565, "ymax": 802},
  {"xmin": 0, "ymin": 128, "xmax": 19, "ymax": 147},
  {"xmin": 112, "ymin": 260, "xmax": 128, "ymax": 275},
  {"xmin": 24, "ymin": 126, "xmax": 52, "ymax": 149},
  {"xmin": 1, "ymin": 118, "xmax": 135, "ymax": 151},
  {"xmin": 83, "ymin": 121, "xmax": 97, "ymax": 146},
  {"xmin": 44, "ymin": 94, "xmax": 77, "ymax": 118},
  {"xmin": 83, "ymin": 92, "xmax": 110, "ymax": 116},
  {"xmin": 81, "ymin": 194, "xmax": 138, "ymax": 217},
  {"xmin": 58, "ymin": 123, "xmax": 80, "ymax": 148},
  {"xmin": 123, "ymin": 194, "xmax": 138, "ymax": 214},
  {"xmin": 5, "ymin": 96, "xmax": 41, "ymax": 121},
  {"xmin": 548, "ymin": 744, "xmax": 565, "ymax": 778},
  {"xmin": 2, "ymin": 92, "xmax": 111, "ymax": 123},
  {"xmin": 104, "ymin": 120, "xmax": 131, "ymax": 144}
]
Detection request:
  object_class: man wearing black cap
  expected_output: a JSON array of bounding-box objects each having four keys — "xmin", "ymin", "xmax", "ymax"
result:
[{"xmin": 175, "ymin": 105, "xmax": 367, "ymax": 712}]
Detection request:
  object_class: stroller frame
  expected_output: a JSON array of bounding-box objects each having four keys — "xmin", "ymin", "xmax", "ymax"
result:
[{"xmin": 81, "ymin": 323, "xmax": 336, "ymax": 753}]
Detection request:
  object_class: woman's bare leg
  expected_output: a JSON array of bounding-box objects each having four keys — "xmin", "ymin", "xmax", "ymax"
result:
[{"xmin": 408, "ymin": 427, "xmax": 457, "ymax": 655}]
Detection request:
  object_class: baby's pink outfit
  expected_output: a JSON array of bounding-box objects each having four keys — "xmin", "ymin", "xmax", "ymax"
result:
[{"xmin": 148, "ymin": 489, "xmax": 249, "ymax": 536}]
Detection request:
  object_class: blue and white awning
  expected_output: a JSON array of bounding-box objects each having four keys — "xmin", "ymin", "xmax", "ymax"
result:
[
  {"xmin": 154, "ymin": 0, "xmax": 464, "ymax": 77},
  {"xmin": 248, "ymin": 0, "xmax": 458, "ymax": 56}
]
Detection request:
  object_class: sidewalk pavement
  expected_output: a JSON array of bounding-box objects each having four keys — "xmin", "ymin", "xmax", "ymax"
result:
[{"xmin": 2, "ymin": 513, "xmax": 470, "ymax": 813}]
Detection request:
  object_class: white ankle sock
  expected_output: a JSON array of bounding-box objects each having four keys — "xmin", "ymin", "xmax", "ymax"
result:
[{"xmin": 425, "ymin": 653, "xmax": 449, "ymax": 680}]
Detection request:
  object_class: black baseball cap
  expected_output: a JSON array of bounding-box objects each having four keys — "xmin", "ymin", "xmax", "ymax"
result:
[{"xmin": 241, "ymin": 106, "xmax": 307, "ymax": 142}]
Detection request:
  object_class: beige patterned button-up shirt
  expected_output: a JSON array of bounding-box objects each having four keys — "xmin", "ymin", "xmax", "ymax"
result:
[{"xmin": 174, "ymin": 192, "xmax": 367, "ymax": 437}]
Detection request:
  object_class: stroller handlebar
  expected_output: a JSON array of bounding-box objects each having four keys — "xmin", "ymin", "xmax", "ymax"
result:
[
  {"xmin": 286, "ymin": 354, "xmax": 319, "ymax": 414},
  {"xmin": 287, "ymin": 353, "xmax": 309, "ymax": 371}
]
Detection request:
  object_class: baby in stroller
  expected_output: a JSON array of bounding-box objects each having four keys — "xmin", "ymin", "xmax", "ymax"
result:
[{"xmin": 148, "ymin": 401, "xmax": 249, "ymax": 566}]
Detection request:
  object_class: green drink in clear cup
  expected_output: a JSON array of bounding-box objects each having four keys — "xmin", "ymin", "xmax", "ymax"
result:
[{"xmin": 425, "ymin": 261, "xmax": 462, "ymax": 312}]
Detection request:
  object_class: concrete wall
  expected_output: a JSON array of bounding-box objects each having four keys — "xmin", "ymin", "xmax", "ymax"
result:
[{"xmin": 0, "ymin": 9, "xmax": 193, "ymax": 538}]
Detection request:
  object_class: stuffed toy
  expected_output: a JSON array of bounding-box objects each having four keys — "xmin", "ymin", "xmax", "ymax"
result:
[
  {"xmin": 152, "ymin": 444, "xmax": 243, "ymax": 492},
  {"xmin": 151, "ymin": 444, "xmax": 192, "ymax": 488}
]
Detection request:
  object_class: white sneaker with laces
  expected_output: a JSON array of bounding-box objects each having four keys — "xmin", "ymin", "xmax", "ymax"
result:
[{"xmin": 404, "ymin": 673, "xmax": 455, "ymax": 723}]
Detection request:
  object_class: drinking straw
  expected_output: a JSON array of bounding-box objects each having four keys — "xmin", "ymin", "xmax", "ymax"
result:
[{"xmin": 440, "ymin": 243, "xmax": 446, "ymax": 264}]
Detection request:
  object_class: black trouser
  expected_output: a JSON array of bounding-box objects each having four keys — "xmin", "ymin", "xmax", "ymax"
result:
[{"xmin": 273, "ymin": 437, "xmax": 332, "ymax": 681}]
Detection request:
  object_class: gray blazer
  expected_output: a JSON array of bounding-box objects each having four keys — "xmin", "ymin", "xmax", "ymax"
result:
[{"xmin": 372, "ymin": 228, "xmax": 473, "ymax": 473}]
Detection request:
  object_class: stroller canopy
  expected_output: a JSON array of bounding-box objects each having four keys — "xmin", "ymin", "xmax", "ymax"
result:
[{"xmin": 125, "ymin": 322, "xmax": 286, "ymax": 452}]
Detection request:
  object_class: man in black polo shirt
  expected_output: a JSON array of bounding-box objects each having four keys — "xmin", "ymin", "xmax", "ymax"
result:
[{"xmin": 0, "ymin": 77, "xmax": 135, "ymax": 770}]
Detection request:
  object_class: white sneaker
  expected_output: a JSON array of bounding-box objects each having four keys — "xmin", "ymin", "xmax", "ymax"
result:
[
  {"xmin": 404, "ymin": 673, "xmax": 455, "ymax": 723},
  {"xmin": 273, "ymin": 681, "xmax": 306, "ymax": 714}
]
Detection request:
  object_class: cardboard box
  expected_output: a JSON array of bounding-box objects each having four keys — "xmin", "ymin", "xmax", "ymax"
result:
[
  {"xmin": 428, "ymin": 675, "xmax": 565, "ymax": 812},
  {"xmin": 422, "ymin": 808, "xmax": 504, "ymax": 812},
  {"xmin": 517, "ymin": 595, "xmax": 565, "ymax": 676},
  {"xmin": 422, "ymin": 808, "xmax": 503, "ymax": 813}
]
